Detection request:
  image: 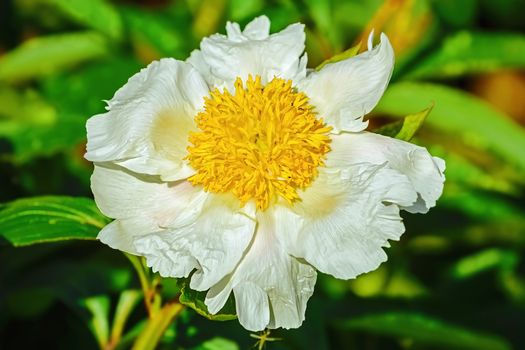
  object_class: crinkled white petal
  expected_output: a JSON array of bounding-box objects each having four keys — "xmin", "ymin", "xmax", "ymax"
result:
[
  {"xmin": 226, "ymin": 15, "xmax": 270, "ymax": 41},
  {"xmin": 91, "ymin": 164, "xmax": 207, "ymax": 254},
  {"xmin": 133, "ymin": 195, "xmax": 256, "ymax": 290},
  {"xmin": 298, "ymin": 32, "xmax": 394, "ymax": 133},
  {"xmin": 277, "ymin": 163, "xmax": 417, "ymax": 280},
  {"xmin": 327, "ymin": 132, "xmax": 446, "ymax": 213},
  {"xmin": 85, "ymin": 58, "xmax": 209, "ymax": 181},
  {"xmin": 98, "ymin": 217, "xmax": 157, "ymax": 254},
  {"xmin": 204, "ymin": 211, "xmax": 317, "ymax": 331},
  {"xmin": 188, "ymin": 15, "xmax": 307, "ymax": 90}
]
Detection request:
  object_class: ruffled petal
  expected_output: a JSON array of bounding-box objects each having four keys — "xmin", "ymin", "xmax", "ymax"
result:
[
  {"xmin": 91, "ymin": 164, "xmax": 207, "ymax": 254},
  {"xmin": 226, "ymin": 15, "xmax": 270, "ymax": 41},
  {"xmin": 298, "ymin": 32, "xmax": 394, "ymax": 133},
  {"xmin": 133, "ymin": 195, "xmax": 256, "ymax": 290},
  {"xmin": 85, "ymin": 58, "xmax": 209, "ymax": 181},
  {"xmin": 204, "ymin": 211, "xmax": 317, "ymax": 331},
  {"xmin": 278, "ymin": 164, "xmax": 418, "ymax": 280},
  {"xmin": 91, "ymin": 164, "xmax": 206, "ymax": 221},
  {"xmin": 98, "ymin": 217, "xmax": 158, "ymax": 254},
  {"xmin": 188, "ymin": 16, "xmax": 307, "ymax": 89},
  {"xmin": 327, "ymin": 132, "xmax": 446, "ymax": 213}
]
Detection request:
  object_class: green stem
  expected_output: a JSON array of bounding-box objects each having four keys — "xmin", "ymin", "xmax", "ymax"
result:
[
  {"xmin": 125, "ymin": 253, "xmax": 155, "ymax": 317},
  {"xmin": 131, "ymin": 301, "xmax": 184, "ymax": 350}
]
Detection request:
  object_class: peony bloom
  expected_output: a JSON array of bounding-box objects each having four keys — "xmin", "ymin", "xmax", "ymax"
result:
[{"xmin": 85, "ymin": 16, "xmax": 445, "ymax": 331}]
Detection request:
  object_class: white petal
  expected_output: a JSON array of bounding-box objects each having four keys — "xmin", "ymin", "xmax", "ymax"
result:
[
  {"xmin": 133, "ymin": 195, "xmax": 256, "ymax": 290},
  {"xmin": 205, "ymin": 275, "xmax": 234, "ymax": 314},
  {"xmin": 188, "ymin": 17, "xmax": 306, "ymax": 89},
  {"xmin": 85, "ymin": 58, "xmax": 209, "ymax": 181},
  {"xmin": 278, "ymin": 164, "xmax": 417, "ymax": 280},
  {"xmin": 327, "ymin": 132, "xmax": 446, "ymax": 213},
  {"xmin": 205, "ymin": 211, "xmax": 317, "ymax": 331},
  {"xmin": 135, "ymin": 231, "xmax": 199, "ymax": 278},
  {"xmin": 299, "ymin": 33, "xmax": 394, "ymax": 133},
  {"xmin": 226, "ymin": 16, "xmax": 270, "ymax": 41},
  {"xmin": 241, "ymin": 16, "xmax": 271, "ymax": 40},
  {"xmin": 91, "ymin": 164, "xmax": 207, "ymax": 254},
  {"xmin": 98, "ymin": 216, "xmax": 157, "ymax": 254},
  {"xmin": 234, "ymin": 282, "xmax": 270, "ymax": 331},
  {"xmin": 91, "ymin": 164, "xmax": 205, "ymax": 221}
]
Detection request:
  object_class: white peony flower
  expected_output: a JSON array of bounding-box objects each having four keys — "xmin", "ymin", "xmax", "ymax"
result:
[{"xmin": 85, "ymin": 16, "xmax": 445, "ymax": 331}]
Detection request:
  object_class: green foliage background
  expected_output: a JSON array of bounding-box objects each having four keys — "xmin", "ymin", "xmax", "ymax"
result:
[{"xmin": 1, "ymin": 0, "xmax": 525, "ymax": 349}]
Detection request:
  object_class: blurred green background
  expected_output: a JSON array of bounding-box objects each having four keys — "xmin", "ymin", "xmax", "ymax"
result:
[{"xmin": 1, "ymin": 0, "xmax": 525, "ymax": 349}]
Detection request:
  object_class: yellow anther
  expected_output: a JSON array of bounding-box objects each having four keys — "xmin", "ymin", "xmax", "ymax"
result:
[{"xmin": 186, "ymin": 75, "xmax": 331, "ymax": 210}]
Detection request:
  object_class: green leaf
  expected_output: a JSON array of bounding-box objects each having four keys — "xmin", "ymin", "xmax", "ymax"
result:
[
  {"xmin": 117, "ymin": 320, "xmax": 147, "ymax": 350},
  {"xmin": 44, "ymin": 0, "xmax": 123, "ymax": 40},
  {"xmin": 348, "ymin": 265, "xmax": 428, "ymax": 299},
  {"xmin": 316, "ymin": 42, "xmax": 361, "ymax": 71},
  {"xmin": 228, "ymin": 0, "xmax": 263, "ymax": 21},
  {"xmin": 306, "ymin": 0, "xmax": 342, "ymax": 51},
  {"xmin": 1, "ymin": 57, "xmax": 141, "ymax": 163},
  {"xmin": 193, "ymin": 337, "xmax": 239, "ymax": 350},
  {"xmin": 431, "ymin": 146, "xmax": 520, "ymax": 196},
  {"xmin": 179, "ymin": 280, "xmax": 236, "ymax": 321},
  {"xmin": 406, "ymin": 32, "xmax": 525, "ymax": 79},
  {"xmin": 110, "ymin": 290, "xmax": 143, "ymax": 347},
  {"xmin": 0, "ymin": 196, "xmax": 108, "ymax": 247},
  {"xmin": 374, "ymin": 105, "xmax": 432, "ymax": 141},
  {"xmin": 433, "ymin": 0, "xmax": 477, "ymax": 29},
  {"xmin": 80, "ymin": 295, "xmax": 111, "ymax": 348},
  {"xmin": 341, "ymin": 312, "xmax": 511, "ymax": 350},
  {"xmin": 0, "ymin": 31, "xmax": 108, "ymax": 83},
  {"xmin": 120, "ymin": 6, "xmax": 189, "ymax": 59},
  {"xmin": 450, "ymin": 249, "xmax": 519, "ymax": 279},
  {"xmin": 375, "ymin": 82, "xmax": 525, "ymax": 172},
  {"xmin": 0, "ymin": 86, "xmax": 55, "ymax": 124}
]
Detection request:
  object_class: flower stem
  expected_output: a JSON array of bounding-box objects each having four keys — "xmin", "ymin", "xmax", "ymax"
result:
[
  {"xmin": 131, "ymin": 301, "xmax": 184, "ymax": 350},
  {"xmin": 125, "ymin": 253, "xmax": 158, "ymax": 317}
]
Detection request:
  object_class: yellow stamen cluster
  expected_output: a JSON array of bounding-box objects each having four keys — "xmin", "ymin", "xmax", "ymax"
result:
[{"xmin": 186, "ymin": 75, "xmax": 331, "ymax": 210}]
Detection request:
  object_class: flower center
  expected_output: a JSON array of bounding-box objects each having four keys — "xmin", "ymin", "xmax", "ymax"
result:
[{"xmin": 186, "ymin": 75, "xmax": 331, "ymax": 210}]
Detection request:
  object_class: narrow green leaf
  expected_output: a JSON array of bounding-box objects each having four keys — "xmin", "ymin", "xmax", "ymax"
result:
[
  {"xmin": 431, "ymin": 146, "xmax": 520, "ymax": 196},
  {"xmin": 348, "ymin": 265, "xmax": 428, "ymax": 299},
  {"xmin": 375, "ymin": 82, "xmax": 525, "ymax": 172},
  {"xmin": 80, "ymin": 295, "xmax": 111, "ymax": 348},
  {"xmin": 45, "ymin": 0, "xmax": 123, "ymax": 40},
  {"xmin": 110, "ymin": 290, "xmax": 143, "ymax": 348},
  {"xmin": 438, "ymin": 189, "xmax": 525, "ymax": 223},
  {"xmin": 179, "ymin": 280, "xmax": 236, "ymax": 321},
  {"xmin": 0, "ymin": 196, "xmax": 108, "ymax": 246},
  {"xmin": 120, "ymin": 7, "xmax": 188, "ymax": 58},
  {"xmin": 374, "ymin": 105, "xmax": 432, "ymax": 141},
  {"xmin": 341, "ymin": 312, "xmax": 511, "ymax": 350},
  {"xmin": 193, "ymin": 337, "xmax": 239, "ymax": 350},
  {"xmin": 0, "ymin": 31, "xmax": 108, "ymax": 83},
  {"xmin": 305, "ymin": 0, "xmax": 342, "ymax": 50},
  {"xmin": 117, "ymin": 320, "xmax": 147, "ymax": 350},
  {"xmin": 0, "ymin": 86, "xmax": 55, "ymax": 124},
  {"xmin": 132, "ymin": 302, "xmax": 183, "ymax": 350},
  {"xmin": 406, "ymin": 32, "xmax": 525, "ymax": 79},
  {"xmin": 450, "ymin": 249, "xmax": 519, "ymax": 279},
  {"xmin": 228, "ymin": 0, "xmax": 263, "ymax": 21},
  {"xmin": 315, "ymin": 42, "xmax": 361, "ymax": 71},
  {"xmin": 433, "ymin": 0, "xmax": 477, "ymax": 28}
]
